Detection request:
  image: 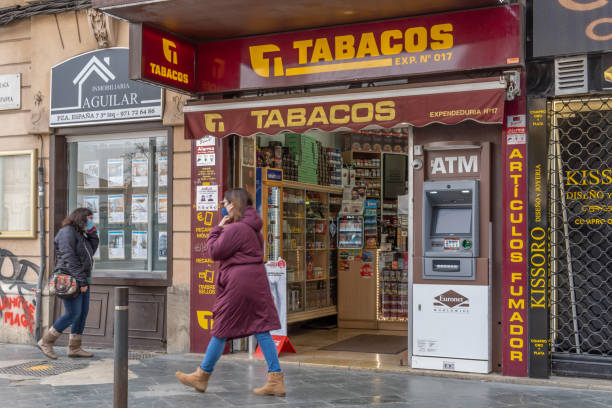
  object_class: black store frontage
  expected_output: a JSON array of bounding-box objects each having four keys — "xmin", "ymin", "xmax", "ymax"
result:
[{"xmin": 528, "ymin": 0, "xmax": 612, "ymax": 378}]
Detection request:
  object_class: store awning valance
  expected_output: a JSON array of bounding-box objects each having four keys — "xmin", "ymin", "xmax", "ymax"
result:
[{"xmin": 183, "ymin": 77, "xmax": 507, "ymax": 139}]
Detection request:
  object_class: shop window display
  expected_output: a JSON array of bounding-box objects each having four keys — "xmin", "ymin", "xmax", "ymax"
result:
[{"xmin": 68, "ymin": 134, "xmax": 168, "ymax": 279}]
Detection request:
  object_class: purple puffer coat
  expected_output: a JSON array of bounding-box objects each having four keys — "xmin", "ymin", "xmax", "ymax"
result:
[{"xmin": 206, "ymin": 206, "xmax": 280, "ymax": 339}]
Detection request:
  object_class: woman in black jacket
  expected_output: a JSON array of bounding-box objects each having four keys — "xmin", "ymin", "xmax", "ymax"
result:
[{"xmin": 38, "ymin": 208, "xmax": 99, "ymax": 359}]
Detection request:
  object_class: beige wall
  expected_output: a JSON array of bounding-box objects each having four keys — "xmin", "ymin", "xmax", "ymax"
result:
[
  {"xmin": 0, "ymin": 9, "xmax": 192, "ymax": 349},
  {"xmin": 166, "ymin": 125, "xmax": 191, "ymax": 352}
]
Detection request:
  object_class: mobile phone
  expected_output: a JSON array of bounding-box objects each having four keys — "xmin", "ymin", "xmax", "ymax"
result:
[{"xmin": 221, "ymin": 207, "xmax": 229, "ymax": 217}]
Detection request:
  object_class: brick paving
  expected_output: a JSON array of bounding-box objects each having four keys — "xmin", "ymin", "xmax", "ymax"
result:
[{"xmin": 1, "ymin": 343, "xmax": 611, "ymax": 407}]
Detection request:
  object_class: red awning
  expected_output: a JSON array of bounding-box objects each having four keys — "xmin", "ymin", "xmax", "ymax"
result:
[{"xmin": 183, "ymin": 77, "xmax": 506, "ymax": 139}]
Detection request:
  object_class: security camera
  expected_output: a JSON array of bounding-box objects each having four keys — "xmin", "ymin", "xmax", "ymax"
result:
[{"xmin": 411, "ymin": 159, "xmax": 423, "ymax": 170}]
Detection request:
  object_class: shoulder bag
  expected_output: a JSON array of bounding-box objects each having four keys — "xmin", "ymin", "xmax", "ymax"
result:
[{"xmin": 48, "ymin": 270, "xmax": 79, "ymax": 299}]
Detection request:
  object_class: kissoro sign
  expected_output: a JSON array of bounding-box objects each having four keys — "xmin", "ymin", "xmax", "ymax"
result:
[{"xmin": 196, "ymin": 5, "xmax": 521, "ymax": 93}]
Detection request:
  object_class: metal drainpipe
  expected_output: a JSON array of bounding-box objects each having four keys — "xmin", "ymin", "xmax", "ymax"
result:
[{"xmin": 34, "ymin": 137, "xmax": 46, "ymax": 341}]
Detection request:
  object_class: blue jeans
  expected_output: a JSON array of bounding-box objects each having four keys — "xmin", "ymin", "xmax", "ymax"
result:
[
  {"xmin": 200, "ymin": 332, "xmax": 281, "ymax": 374},
  {"xmin": 53, "ymin": 288, "xmax": 90, "ymax": 334}
]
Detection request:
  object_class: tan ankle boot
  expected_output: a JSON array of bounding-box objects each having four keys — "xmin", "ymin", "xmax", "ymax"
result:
[
  {"xmin": 175, "ymin": 367, "xmax": 211, "ymax": 392},
  {"xmin": 68, "ymin": 334, "xmax": 93, "ymax": 358},
  {"xmin": 37, "ymin": 327, "xmax": 61, "ymax": 360},
  {"xmin": 253, "ymin": 372, "xmax": 286, "ymax": 397}
]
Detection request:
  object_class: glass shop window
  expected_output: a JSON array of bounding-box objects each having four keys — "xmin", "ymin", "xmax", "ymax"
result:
[{"xmin": 67, "ymin": 132, "xmax": 168, "ymax": 279}]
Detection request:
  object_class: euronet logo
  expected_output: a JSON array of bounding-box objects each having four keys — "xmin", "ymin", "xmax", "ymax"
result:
[
  {"xmin": 248, "ymin": 24, "xmax": 454, "ymax": 78},
  {"xmin": 433, "ymin": 290, "xmax": 470, "ymax": 313}
]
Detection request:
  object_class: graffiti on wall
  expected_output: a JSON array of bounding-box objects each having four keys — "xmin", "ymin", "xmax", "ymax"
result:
[{"xmin": 0, "ymin": 249, "xmax": 39, "ymax": 335}]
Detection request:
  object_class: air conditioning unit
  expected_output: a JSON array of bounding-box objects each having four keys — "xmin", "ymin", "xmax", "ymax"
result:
[{"xmin": 555, "ymin": 56, "xmax": 588, "ymax": 95}]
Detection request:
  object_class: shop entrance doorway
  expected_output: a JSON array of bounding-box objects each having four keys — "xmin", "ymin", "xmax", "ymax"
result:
[
  {"xmin": 548, "ymin": 97, "xmax": 612, "ymax": 379},
  {"xmin": 254, "ymin": 128, "xmax": 411, "ymax": 364}
]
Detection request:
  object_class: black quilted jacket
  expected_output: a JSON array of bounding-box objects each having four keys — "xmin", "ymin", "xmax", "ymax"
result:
[{"xmin": 54, "ymin": 225, "xmax": 99, "ymax": 286}]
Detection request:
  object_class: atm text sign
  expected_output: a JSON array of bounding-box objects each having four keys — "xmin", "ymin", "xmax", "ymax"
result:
[{"xmin": 135, "ymin": 24, "xmax": 196, "ymax": 93}]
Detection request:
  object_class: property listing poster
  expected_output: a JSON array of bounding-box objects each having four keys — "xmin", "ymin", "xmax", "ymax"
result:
[
  {"xmin": 131, "ymin": 231, "xmax": 148, "ymax": 260},
  {"xmin": 108, "ymin": 194, "xmax": 125, "ymax": 223},
  {"xmin": 131, "ymin": 194, "xmax": 148, "ymax": 223},
  {"xmin": 190, "ymin": 136, "xmax": 226, "ymax": 353},
  {"xmin": 108, "ymin": 230, "xmax": 125, "ymax": 259},
  {"xmin": 132, "ymin": 158, "xmax": 148, "ymax": 187},
  {"xmin": 83, "ymin": 196, "xmax": 99, "ymax": 223},
  {"xmin": 83, "ymin": 161, "xmax": 99, "ymax": 188},
  {"xmin": 158, "ymin": 231, "xmax": 167, "ymax": 260},
  {"xmin": 158, "ymin": 194, "xmax": 168, "ymax": 223},
  {"xmin": 158, "ymin": 156, "xmax": 168, "ymax": 186},
  {"xmin": 107, "ymin": 159, "xmax": 124, "ymax": 187}
]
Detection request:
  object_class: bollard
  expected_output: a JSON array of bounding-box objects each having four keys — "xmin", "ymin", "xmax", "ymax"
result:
[{"xmin": 114, "ymin": 287, "xmax": 129, "ymax": 408}]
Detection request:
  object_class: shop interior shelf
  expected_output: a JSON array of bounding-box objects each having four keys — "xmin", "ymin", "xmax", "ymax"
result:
[{"xmin": 305, "ymin": 248, "xmax": 327, "ymax": 251}]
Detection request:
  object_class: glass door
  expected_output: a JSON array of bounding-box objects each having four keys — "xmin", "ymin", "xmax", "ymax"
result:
[
  {"xmin": 283, "ymin": 187, "xmax": 305, "ymax": 313},
  {"xmin": 266, "ymin": 185, "xmax": 281, "ymax": 261}
]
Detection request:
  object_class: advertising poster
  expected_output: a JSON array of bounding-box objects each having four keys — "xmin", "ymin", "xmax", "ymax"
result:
[
  {"xmin": 190, "ymin": 136, "xmax": 225, "ymax": 353},
  {"xmin": 196, "ymin": 136, "xmax": 216, "ymax": 167},
  {"xmin": 158, "ymin": 231, "xmax": 167, "ymax": 260},
  {"xmin": 266, "ymin": 259, "xmax": 287, "ymax": 337},
  {"xmin": 158, "ymin": 194, "xmax": 168, "ymax": 224},
  {"xmin": 132, "ymin": 158, "xmax": 149, "ymax": 187},
  {"xmin": 197, "ymin": 185, "xmax": 218, "ymax": 211},
  {"xmin": 158, "ymin": 156, "xmax": 168, "ymax": 186},
  {"xmin": 108, "ymin": 194, "xmax": 125, "ymax": 224},
  {"xmin": 83, "ymin": 196, "xmax": 99, "ymax": 223},
  {"xmin": 131, "ymin": 194, "xmax": 148, "ymax": 223},
  {"xmin": 131, "ymin": 231, "xmax": 148, "ymax": 260},
  {"xmin": 83, "ymin": 161, "xmax": 99, "ymax": 188},
  {"xmin": 107, "ymin": 159, "xmax": 124, "ymax": 187},
  {"xmin": 108, "ymin": 230, "xmax": 125, "ymax": 260}
]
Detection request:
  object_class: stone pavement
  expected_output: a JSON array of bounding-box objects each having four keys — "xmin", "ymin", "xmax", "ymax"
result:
[{"xmin": 1, "ymin": 343, "xmax": 612, "ymax": 407}]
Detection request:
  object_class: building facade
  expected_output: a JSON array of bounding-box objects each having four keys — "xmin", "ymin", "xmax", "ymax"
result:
[{"xmin": 0, "ymin": 2, "xmax": 192, "ymax": 352}]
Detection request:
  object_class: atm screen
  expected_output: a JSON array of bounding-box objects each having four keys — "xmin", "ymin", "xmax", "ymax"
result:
[{"xmin": 433, "ymin": 208, "xmax": 472, "ymax": 235}]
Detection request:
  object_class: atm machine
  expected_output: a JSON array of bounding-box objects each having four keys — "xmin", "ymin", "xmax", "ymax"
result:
[{"xmin": 412, "ymin": 179, "xmax": 492, "ymax": 373}]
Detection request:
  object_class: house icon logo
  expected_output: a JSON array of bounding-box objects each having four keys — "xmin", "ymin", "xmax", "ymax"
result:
[
  {"xmin": 71, "ymin": 56, "xmax": 116, "ymax": 109},
  {"xmin": 50, "ymin": 47, "xmax": 162, "ymax": 127}
]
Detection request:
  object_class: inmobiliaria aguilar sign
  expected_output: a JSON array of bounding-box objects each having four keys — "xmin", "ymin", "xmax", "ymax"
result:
[
  {"xmin": 130, "ymin": 5, "xmax": 522, "ymax": 94},
  {"xmin": 50, "ymin": 48, "xmax": 162, "ymax": 126}
]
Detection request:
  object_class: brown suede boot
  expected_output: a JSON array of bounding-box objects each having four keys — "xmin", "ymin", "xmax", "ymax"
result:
[
  {"xmin": 37, "ymin": 327, "xmax": 61, "ymax": 360},
  {"xmin": 68, "ymin": 334, "xmax": 93, "ymax": 358},
  {"xmin": 175, "ymin": 367, "xmax": 211, "ymax": 392},
  {"xmin": 253, "ymin": 372, "xmax": 286, "ymax": 397}
]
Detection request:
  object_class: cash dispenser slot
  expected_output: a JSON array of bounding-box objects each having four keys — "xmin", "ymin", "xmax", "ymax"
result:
[{"xmin": 432, "ymin": 260, "xmax": 460, "ymax": 272}]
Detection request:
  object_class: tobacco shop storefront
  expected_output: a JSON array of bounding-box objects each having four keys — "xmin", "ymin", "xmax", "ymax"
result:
[{"xmin": 124, "ymin": 4, "xmax": 530, "ymax": 375}]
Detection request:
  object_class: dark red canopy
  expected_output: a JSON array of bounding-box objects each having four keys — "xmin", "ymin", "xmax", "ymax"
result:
[{"xmin": 184, "ymin": 77, "xmax": 506, "ymax": 138}]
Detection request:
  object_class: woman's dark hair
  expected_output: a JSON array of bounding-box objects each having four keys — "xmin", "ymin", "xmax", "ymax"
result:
[
  {"xmin": 224, "ymin": 188, "xmax": 253, "ymax": 222},
  {"xmin": 61, "ymin": 207, "xmax": 93, "ymax": 232}
]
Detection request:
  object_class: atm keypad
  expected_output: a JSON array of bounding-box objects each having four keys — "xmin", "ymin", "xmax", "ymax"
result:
[{"xmin": 444, "ymin": 238, "xmax": 460, "ymax": 250}]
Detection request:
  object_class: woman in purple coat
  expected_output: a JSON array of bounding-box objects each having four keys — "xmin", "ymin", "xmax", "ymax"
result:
[{"xmin": 176, "ymin": 188, "xmax": 285, "ymax": 396}]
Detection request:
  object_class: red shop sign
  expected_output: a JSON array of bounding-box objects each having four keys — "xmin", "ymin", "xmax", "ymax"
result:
[
  {"xmin": 197, "ymin": 5, "xmax": 522, "ymax": 94},
  {"xmin": 184, "ymin": 77, "xmax": 506, "ymax": 139},
  {"xmin": 130, "ymin": 24, "xmax": 197, "ymax": 93}
]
